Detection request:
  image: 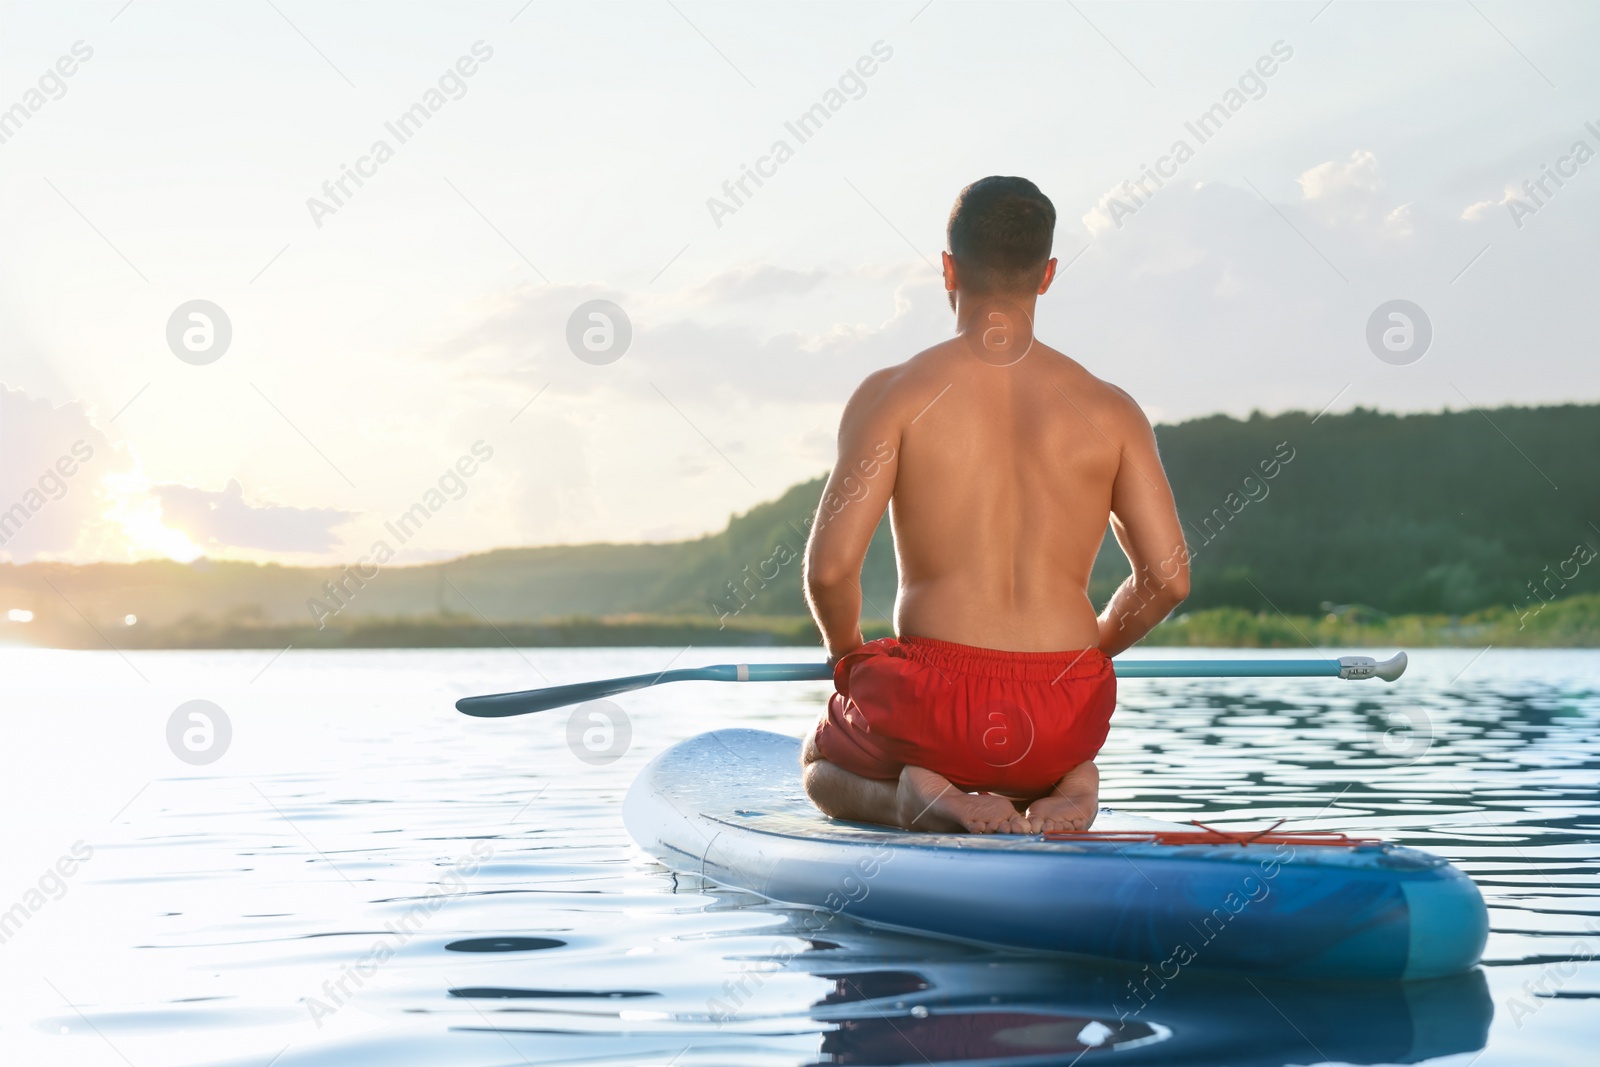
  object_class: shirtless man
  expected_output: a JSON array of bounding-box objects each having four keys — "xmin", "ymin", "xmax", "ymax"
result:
[{"xmin": 801, "ymin": 176, "xmax": 1190, "ymax": 835}]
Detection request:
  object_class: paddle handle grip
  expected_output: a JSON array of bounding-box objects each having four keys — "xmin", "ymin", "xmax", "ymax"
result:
[{"xmin": 1115, "ymin": 652, "xmax": 1406, "ymax": 681}]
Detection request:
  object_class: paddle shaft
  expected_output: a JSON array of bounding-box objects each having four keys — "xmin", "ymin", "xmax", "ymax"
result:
[
  {"xmin": 456, "ymin": 662, "xmax": 831, "ymax": 718},
  {"xmin": 455, "ymin": 652, "xmax": 1406, "ymax": 718}
]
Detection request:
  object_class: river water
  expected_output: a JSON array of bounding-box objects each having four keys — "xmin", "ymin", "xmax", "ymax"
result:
[{"xmin": 1, "ymin": 647, "xmax": 1595, "ymax": 1065}]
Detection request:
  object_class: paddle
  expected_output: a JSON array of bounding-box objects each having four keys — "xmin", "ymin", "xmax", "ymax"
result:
[{"xmin": 455, "ymin": 651, "xmax": 1407, "ymax": 718}]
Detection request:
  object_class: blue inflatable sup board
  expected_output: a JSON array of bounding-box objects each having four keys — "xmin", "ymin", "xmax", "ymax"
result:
[{"xmin": 624, "ymin": 729, "xmax": 1487, "ymax": 980}]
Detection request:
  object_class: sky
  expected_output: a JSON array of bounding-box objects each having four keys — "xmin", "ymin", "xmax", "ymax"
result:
[{"xmin": 2, "ymin": 0, "xmax": 1597, "ymax": 567}]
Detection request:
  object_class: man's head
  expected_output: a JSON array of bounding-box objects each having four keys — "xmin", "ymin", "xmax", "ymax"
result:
[{"xmin": 944, "ymin": 177, "xmax": 1056, "ymax": 307}]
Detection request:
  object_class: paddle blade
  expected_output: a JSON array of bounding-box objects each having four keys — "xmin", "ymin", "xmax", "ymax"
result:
[{"xmin": 456, "ymin": 674, "xmax": 660, "ymax": 718}]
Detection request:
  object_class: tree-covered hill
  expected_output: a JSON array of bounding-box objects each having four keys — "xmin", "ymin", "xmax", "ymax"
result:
[
  {"xmin": 1145, "ymin": 404, "xmax": 1597, "ymax": 614},
  {"xmin": 3, "ymin": 403, "xmax": 1595, "ymax": 646}
]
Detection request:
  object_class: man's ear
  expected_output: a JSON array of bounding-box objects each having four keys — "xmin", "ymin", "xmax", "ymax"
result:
[
  {"xmin": 1037, "ymin": 257, "xmax": 1058, "ymax": 296},
  {"xmin": 941, "ymin": 251, "xmax": 958, "ymax": 292}
]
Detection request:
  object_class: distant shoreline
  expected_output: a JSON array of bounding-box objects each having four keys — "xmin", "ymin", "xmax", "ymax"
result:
[{"xmin": 6, "ymin": 595, "xmax": 1595, "ymax": 650}]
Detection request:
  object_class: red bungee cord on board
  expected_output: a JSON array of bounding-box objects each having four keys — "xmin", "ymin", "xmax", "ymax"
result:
[{"xmin": 1043, "ymin": 819, "xmax": 1384, "ymax": 848}]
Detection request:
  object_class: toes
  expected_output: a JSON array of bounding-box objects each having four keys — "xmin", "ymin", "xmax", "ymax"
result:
[
  {"xmin": 1029, "ymin": 813, "xmax": 1090, "ymax": 833},
  {"xmin": 962, "ymin": 806, "xmax": 1029, "ymax": 834}
]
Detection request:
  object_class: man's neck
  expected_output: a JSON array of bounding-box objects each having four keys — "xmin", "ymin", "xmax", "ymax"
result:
[{"xmin": 953, "ymin": 290, "xmax": 1040, "ymax": 338}]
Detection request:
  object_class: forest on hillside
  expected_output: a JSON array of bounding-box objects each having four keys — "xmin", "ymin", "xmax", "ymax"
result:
[
  {"xmin": 651, "ymin": 402, "xmax": 1600, "ymax": 621},
  {"xmin": 4, "ymin": 403, "xmax": 1596, "ymax": 648}
]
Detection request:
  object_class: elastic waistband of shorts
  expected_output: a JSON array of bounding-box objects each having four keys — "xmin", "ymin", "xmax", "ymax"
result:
[{"xmin": 896, "ymin": 635, "xmax": 1111, "ymax": 682}]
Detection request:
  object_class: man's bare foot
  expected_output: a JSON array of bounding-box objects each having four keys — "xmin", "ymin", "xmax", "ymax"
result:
[
  {"xmin": 897, "ymin": 765, "xmax": 1032, "ymax": 834},
  {"xmin": 1026, "ymin": 760, "xmax": 1100, "ymax": 832}
]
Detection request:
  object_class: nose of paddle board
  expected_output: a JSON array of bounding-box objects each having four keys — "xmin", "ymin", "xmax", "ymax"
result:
[{"xmin": 1401, "ymin": 868, "xmax": 1490, "ymax": 979}]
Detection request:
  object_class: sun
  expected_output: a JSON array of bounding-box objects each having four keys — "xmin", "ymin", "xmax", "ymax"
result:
[{"xmin": 99, "ymin": 469, "xmax": 204, "ymax": 563}]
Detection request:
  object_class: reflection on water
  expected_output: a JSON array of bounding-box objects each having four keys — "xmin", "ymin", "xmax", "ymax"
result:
[
  {"xmin": 668, "ymin": 912, "xmax": 1494, "ymax": 1065},
  {"xmin": 444, "ymin": 935, "xmax": 565, "ymax": 952},
  {"xmin": 2, "ymin": 648, "xmax": 1594, "ymax": 1066}
]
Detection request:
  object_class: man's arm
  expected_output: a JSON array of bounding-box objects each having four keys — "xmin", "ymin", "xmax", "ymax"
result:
[
  {"xmin": 805, "ymin": 370, "xmax": 902, "ymax": 663},
  {"xmin": 1097, "ymin": 398, "xmax": 1190, "ymax": 656}
]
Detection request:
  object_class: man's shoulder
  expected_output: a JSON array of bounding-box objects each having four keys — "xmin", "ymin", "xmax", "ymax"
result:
[
  {"xmin": 894, "ymin": 338, "xmax": 968, "ymax": 379},
  {"xmin": 1040, "ymin": 347, "xmax": 1148, "ymax": 425},
  {"xmin": 847, "ymin": 341, "xmax": 964, "ymax": 410}
]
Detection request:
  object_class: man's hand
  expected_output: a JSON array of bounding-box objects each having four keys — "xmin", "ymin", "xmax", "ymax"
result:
[{"xmin": 825, "ymin": 630, "xmax": 866, "ymax": 669}]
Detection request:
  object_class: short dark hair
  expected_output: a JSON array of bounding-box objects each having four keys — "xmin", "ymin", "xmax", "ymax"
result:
[{"xmin": 946, "ymin": 176, "xmax": 1056, "ymax": 294}]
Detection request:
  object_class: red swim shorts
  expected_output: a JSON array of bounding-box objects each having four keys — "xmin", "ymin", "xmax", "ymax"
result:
[{"xmin": 811, "ymin": 635, "xmax": 1116, "ymax": 797}]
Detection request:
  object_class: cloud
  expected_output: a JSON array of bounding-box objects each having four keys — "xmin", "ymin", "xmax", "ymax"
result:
[
  {"xmin": 1298, "ymin": 150, "xmax": 1412, "ymax": 235},
  {"xmin": 1089, "ymin": 169, "xmax": 1589, "ymax": 407},
  {"xmin": 1382, "ymin": 203, "xmax": 1415, "ymax": 238},
  {"xmin": 1298, "ymin": 149, "xmax": 1381, "ymax": 207},
  {"xmin": 1, "ymin": 385, "xmax": 356, "ymax": 563},
  {"xmin": 1462, "ymin": 188, "xmax": 1517, "ymax": 221},
  {"xmin": 792, "ymin": 423, "xmax": 836, "ymax": 465},
  {"xmin": 418, "ymin": 163, "xmax": 1598, "ymax": 476},
  {"xmin": 1083, "ymin": 185, "xmax": 1140, "ymax": 239},
  {"xmin": 0, "ymin": 384, "xmax": 129, "ymax": 562},
  {"xmin": 424, "ymin": 263, "xmax": 949, "ymax": 406},
  {"xmin": 689, "ymin": 264, "xmax": 829, "ymax": 302},
  {"xmin": 152, "ymin": 478, "xmax": 355, "ymax": 553}
]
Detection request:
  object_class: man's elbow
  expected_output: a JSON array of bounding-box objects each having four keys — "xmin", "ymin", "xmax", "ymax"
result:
[
  {"xmin": 804, "ymin": 555, "xmax": 856, "ymax": 597},
  {"xmin": 1162, "ymin": 571, "xmax": 1191, "ymax": 606}
]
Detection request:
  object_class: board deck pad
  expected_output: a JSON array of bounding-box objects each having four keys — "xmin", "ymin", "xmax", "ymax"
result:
[{"xmin": 624, "ymin": 729, "xmax": 1488, "ymax": 980}]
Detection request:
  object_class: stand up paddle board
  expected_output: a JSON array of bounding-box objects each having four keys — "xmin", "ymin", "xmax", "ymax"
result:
[{"xmin": 624, "ymin": 729, "xmax": 1487, "ymax": 980}]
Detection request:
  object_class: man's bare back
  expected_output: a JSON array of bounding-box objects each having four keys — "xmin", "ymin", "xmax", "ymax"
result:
[
  {"xmin": 801, "ymin": 177, "xmax": 1189, "ymax": 834},
  {"xmin": 851, "ymin": 338, "xmax": 1139, "ymax": 652}
]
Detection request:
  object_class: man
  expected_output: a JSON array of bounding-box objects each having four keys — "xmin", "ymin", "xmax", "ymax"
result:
[{"xmin": 802, "ymin": 176, "xmax": 1189, "ymax": 835}]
